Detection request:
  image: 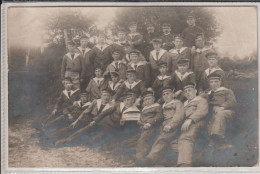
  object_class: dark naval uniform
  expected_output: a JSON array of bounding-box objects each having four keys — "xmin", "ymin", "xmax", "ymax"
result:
[
  {"xmin": 169, "ymin": 47, "xmax": 192, "ymax": 72},
  {"xmin": 182, "ymin": 26, "xmax": 204, "ymax": 47}
]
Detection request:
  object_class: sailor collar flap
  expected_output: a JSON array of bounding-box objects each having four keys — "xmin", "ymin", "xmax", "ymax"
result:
[
  {"xmin": 66, "ymin": 53, "xmax": 81, "ymax": 61},
  {"xmin": 157, "ymin": 75, "xmax": 171, "ymax": 81},
  {"xmin": 175, "ymin": 70, "xmax": 194, "ymax": 81},
  {"xmin": 77, "ymin": 47, "xmax": 91, "ymax": 55},
  {"xmin": 63, "ymin": 89, "xmax": 79, "ymax": 99},
  {"xmin": 108, "ymin": 81, "xmax": 121, "ymax": 91},
  {"xmin": 169, "ymin": 47, "xmax": 188, "ymax": 54},
  {"xmin": 96, "ymin": 99, "xmax": 112, "ymax": 112},
  {"xmin": 151, "ymin": 49, "xmax": 167, "ymax": 61},
  {"xmin": 124, "ymin": 80, "xmax": 141, "ymax": 89},
  {"xmin": 207, "ymin": 87, "xmax": 228, "ymax": 94},
  {"xmin": 142, "ymin": 103, "xmax": 160, "ymax": 112},
  {"xmin": 205, "ymin": 67, "xmax": 223, "ymax": 76},
  {"xmin": 95, "ymin": 44, "xmax": 110, "ymax": 51}
]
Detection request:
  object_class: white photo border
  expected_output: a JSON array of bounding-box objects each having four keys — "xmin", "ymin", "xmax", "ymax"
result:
[{"xmin": 1, "ymin": 2, "xmax": 260, "ymax": 174}]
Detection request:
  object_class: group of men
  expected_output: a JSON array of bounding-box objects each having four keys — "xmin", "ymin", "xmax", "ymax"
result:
[{"xmin": 43, "ymin": 14, "xmax": 237, "ymax": 167}]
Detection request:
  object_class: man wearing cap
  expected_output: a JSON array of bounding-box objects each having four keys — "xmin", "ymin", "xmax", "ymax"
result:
[
  {"xmin": 112, "ymin": 28, "xmax": 127, "ymax": 56},
  {"xmin": 145, "ymin": 87, "xmax": 184, "ymax": 166},
  {"xmin": 104, "ymin": 49, "xmax": 127, "ymax": 80},
  {"xmin": 128, "ymin": 49, "xmax": 151, "ymax": 87},
  {"xmin": 198, "ymin": 51, "xmax": 226, "ymax": 93},
  {"xmin": 77, "ymin": 36, "xmax": 95, "ymax": 90},
  {"xmin": 56, "ymin": 88, "xmax": 114, "ymax": 145},
  {"xmin": 169, "ymin": 59, "xmax": 196, "ymax": 101},
  {"xmin": 206, "ymin": 72, "xmax": 237, "ymax": 150},
  {"xmin": 143, "ymin": 22, "xmax": 159, "ymax": 58},
  {"xmin": 151, "ymin": 62, "xmax": 171, "ymax": 100},
  {"xmin": 191, "ymin": 33, "xmax": 214, "ymax": 83},
  {"xmin": 107, "ymin": 71, "xmax": 122, "ymax": 96},
  {"xmin": 61, "ymin": 41, "xmax": 86, "ymax": 89},
  {"xmin": 114, "ymin": 68, "xmax": 146, "ymax": 102},
  {"xmin": 126, "ymin": 22, "xmax": 143, "ymax": 51},
  {"xmin": 92, "ymin": 32, "xmax": 113, "ymax": 71},
  {"xmin": 135, "ymin": 90, "xmax": 164, "ymax": 166},
  {"xmin": 161, "ymin": 23, "xmax": 175, "ymax": 51},
  {"xmin": 122, "ymin": 42, "xmax": 146, "ymax": 65},
  {"xmin": 169, "ymin": 35, "xmax": 192, "ymax": 72},
  {"xmin": 182, "ymin": 14, "xmax": 204, "ymax": 47},
  {"xmin": 149, "ymin": 38, "xmax": 171, "ymax": 80},
  {"xmin": 86, "ymin": 67, "xmax": 108, "ymax": 101},
  {"xmin": 177, "ymin": 82, "xmax": 208, "ymax": 167}
]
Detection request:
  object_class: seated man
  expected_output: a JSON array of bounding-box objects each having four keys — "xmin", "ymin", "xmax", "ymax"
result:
[
  {"xmin": 55, "ymin": 88, "xmax": 114, "ymax": 146},
  {"xmin": 128, "ymin": 49, "xmax": 151, "ymax": 87},
  {"xmin": 177, "ymin": 82, "xmax": 208, "ymax": 167},
  {"xmin": 86, "ymin": 67, "xmax": 108, "ymax": 101},
  {"xmin": 169, "ymin": 59, "xmax": 196, "ymax": 102},
  {"xmin": 206, "ymin": 72, "xmax": 237, "ymax": 150},
  {"xmin": 107, "ymin": 71, "xmax": 123, "ymax": 96},
  {"xmin": 114, "ymin": 68, "xmax": 146, "ymax": 103},
  {"xmin": 45, "ymin": 77, "xmax": 80, "ymax": 128},
  {"xmin": 144, "ymin": 86, "xmax": 184, "ymax": 166},
  {"xmin": 135, "ymin": 90, "xmax": 163, "ymax": 166}
]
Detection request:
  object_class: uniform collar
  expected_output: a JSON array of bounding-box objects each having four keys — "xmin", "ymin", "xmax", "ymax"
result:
[
  {"xmin": 63, "ymin": 89, "xmax": 79, "ymax": 99},
  {"xmin": 207, "ymin": 87, "xmax": 228, "ymax": 94},
  {"xmin": 205, "ymin": 67, "xmax": 223, "ymax": 76},
  {"xmin": 95, "ymin": 44, "xmax": 110, "ymax": 51},
  {"xmin": 157, "ymin": 75, "xmax": 171, "ymax": 80},
  {"xmin": 169, "ymin": 47, "xmax": 187, "ymax": 54},
  {"xmin": 96, "ymin": 99, "xmax": 112, "ymax": 112},
  {"xmin": 129, "ymin": 61, "xmax": 146, "ymax": 69},
  {"xmin": 196, "ymin": 46, "xmax": 212, "ymax": 53},
  {"xmin": 124, "ymin": 80, "xmax": 141, "ymax": 89},
  {"xmin": 142, "ymin": 103, "xmax": 160, "ymax": 112},
  {"xmin": 175, "ymin": 70, "xmax": 194, "ymax": 81},
  {"xmin": 77, "ymin": 47, "xmax": 91, "ymax": 56},
  {"xmin": 111, "ymin": 60, "xmax": 123, "ymax": 68},
  {"xmin": 108, "ymin": 81, "xmax": 121, "ymax": 91},
  {"xmin": 162, "ymin": 99, "xmax": 177, "ymax": 109},
  {"xmin": 93, "ymin": 77, "xmax": 104, "ymax": 85},
  {"xmin": 184, "ymin": 96, "xmax": 201, "ymax": 107},
  {"xmin": 151, "ymin": 49, "xmax": 167, "ymax": 61},
  {"xmin": 65, "ymin": 53, "xmax": 81, "ymax": 61}
]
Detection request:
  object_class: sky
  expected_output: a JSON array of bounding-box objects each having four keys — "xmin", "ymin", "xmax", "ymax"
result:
[{"xmin": 7, "ymin": 6, "xmax": 257, "ymax": 59}]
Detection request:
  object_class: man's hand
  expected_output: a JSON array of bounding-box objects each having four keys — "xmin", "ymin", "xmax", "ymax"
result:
[
  {"xmin": 67, "ymin": 114, "xmax": 74, "ymax": 121},
  {"xmin": 175, "ymin": 90, "xmax": 182, "ymax": 97},
  {"xmin": 143, "ymin": 123, "xmax": 151, "ymax": 129},
  {"xmin": 163, "ymin": 125, "xmax": 171, "ymax": 132},
  {"xmin": 213, "ymin": 106, "xmax": 225, "ymax": 113},
  {"xmin": 181, "ymin": 119, "xmax": 193, "ymax": 132},
  {"xmin": 70, "ymin": 120, "xmax": 78, "ymax": 129},
  {"xmin": 51, "ymin": 109, "xmax": 57, "ymax": 116},
  {"xmin": 89, "ymin": 121, "xmax": 96, "ymax": 127},
  {"xmin": 134, "ymin": 98, "xmax": 141, "ymax": 106},
  {"xmin": 120, "ymin": 120, "xmax": 125, "ymax": 126}
]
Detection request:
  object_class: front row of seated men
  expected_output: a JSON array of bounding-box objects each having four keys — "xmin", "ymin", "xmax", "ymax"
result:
[{"xmin": 43, "ymin": 62, "xmax": 237, "ymax": 166}]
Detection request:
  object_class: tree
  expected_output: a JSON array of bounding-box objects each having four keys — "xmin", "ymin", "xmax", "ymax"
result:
[{"xmin": 113, "ymin": 7, "xmax": 221, "ymax": 42}]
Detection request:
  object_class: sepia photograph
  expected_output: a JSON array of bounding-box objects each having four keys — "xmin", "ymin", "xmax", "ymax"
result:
[{"xmin": 1, "ymin": 2, "xmax": 259, "ymax": 173}]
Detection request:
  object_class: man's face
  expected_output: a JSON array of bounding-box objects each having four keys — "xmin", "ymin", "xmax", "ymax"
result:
[
  {"xmin": 143, "ymin": 96, "xmax": 155, "ymax": 107},
  {"xmin": 112, "ymin": 53, "xmax": 121, "ymax": 61},
  {"xmin": 178, "ymin": 64, "xmax": 189, "ymax": 74},
  {"xmin": 153, "ymin": 42, "xmax": 161, "ymax": 50},
  {"xmin": 127, "ymin": 73, "xmax": 136, "ymax": 82},
  {"xmin": 195, "ymin": 38, "xmax": 205, "ymax": 48},
  {"xmin": 162, "ymin": 91, "xmax": 174, "ymax": 103},
  {"xmin": 209, "ymin": 79, "xmax": 221, "ymax": 91},
  {"xmin": 80, "ymin": 39, "xmax": 88, "ymax": 48},
  {"xmin": 187, "ymin": 18, "xmax": 196, "ymax": 27},
  {"xmin": 162, "ymin": 27, "xmax": 171, "ymax": 34},
  {"xmin": 101, "ymin": 93, "xmax": 111, "ymax": 103},
  {"xmin": 174, "ymin": 38, "xmax": 183, "ymax": 49},
  {"xmin": 64, "ymin": 81, "xmax": 73, "ymax": 90},
  {"xmin": 118, "ymin": 32, "xmax": 126, "ymax": 40},
  {"xmin": 147, "ymin": 26, "xmax": 155, "ymax": 33},
  {"xmin": 130, "ymin": 54, "xmax": 139, "ymax": 63},
  {"xmin": 80, "ymin": 96, "xmax": 88, "ymax": 103},
  {"xmin": 124, "ymin": 97, "xmax": 135, "ymax": 107},
  {"xmin": 98, "ymin": 36, "xmax": 106, "ymax": 44},
  {"xmin": 111, "ymin": 76, "xmax": 119, "ymax": 83},
  {"xmin": 129, "ymin": 25, "xmax": 137, "ymax": 32},
  {"xmin": 184, "ymin": 88, "xmax": 197, "ymax": 101},
  {"xmin": 68, "ymin": 45, "xmax": 76, "ymax": 53},
  {"xmin": 208, "ymin": 57, "xmax": 218, "ymax": 67},
  {"xmin": 95, "ymin": 69, "xmax": 103, "ymax": 78},
  {"xmin": 159, "ymin": 66, "xmax": 168, "ymax": 75}
]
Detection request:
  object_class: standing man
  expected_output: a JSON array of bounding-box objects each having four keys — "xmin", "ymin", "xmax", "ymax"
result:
[
  {"xmin": 77, "ymin": 36, "xmax": 95, "ymax": 90},
  {"xmin": 182, "ymin": 14, "xmax": 204, "ymax": 47},
  {"xmin": 191, "ymin": 33, "xmax": 213, "ymax": 84},
  {"xmin": 92, "ymin": 32, "xmax": 113, "ymax": 71},
  {"xmin": 177, "ymin": 82, "xmax": 208, "ymax": 167},
  {"xmin": 161, "ymin": 23, "xmax": 175, "ymax": 51},
  {"xmin": 145, "ymin": 87, "xmax": 184, "ymax": 166},
  {"xmin": 112, "ymin": 28, "xmax": 127, "ymax": 57},
  {"xmin": 126, "ymin": 22, "xmax": 143, "ymax": 52},
  {"xmin": 61, "ymin": 41, "xmax": 85, "ymax": 89},
  {"xmin": 143, "ymin": 22, "xmax": 159, "ymax": 59}
]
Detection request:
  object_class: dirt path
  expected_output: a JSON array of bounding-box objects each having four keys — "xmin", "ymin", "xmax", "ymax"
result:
[{"xmin": 8, "ymin": 119, "xmax": 123, "ymax": 168}]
